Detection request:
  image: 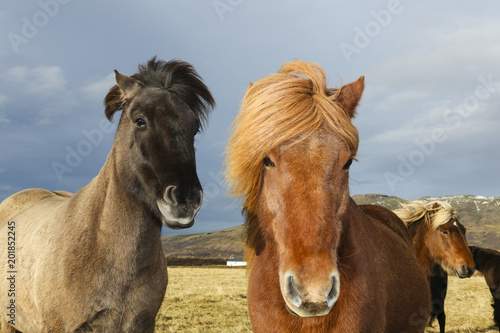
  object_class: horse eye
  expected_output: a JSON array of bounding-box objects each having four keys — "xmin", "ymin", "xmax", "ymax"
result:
[
  {"xmin": 263, "ymin": 156, "xmax": 275, "ymax": 168},
  {"xmin": 135, "ymin": 117, "xmax": 146, "ymax": 127},
  {"xmin": 342, "ymin": 158, "xmax": 353, "ymax": 171},
  {"xmin": 442, "ymin": 230, "xmax": 450, "ymax": 235}
]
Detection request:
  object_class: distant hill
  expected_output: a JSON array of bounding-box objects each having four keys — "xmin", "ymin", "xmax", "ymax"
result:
[
  {"xmin": 162, "ymin": 225, "xmax": 245, "ymax": 258},
  {"xmin": 161, "ymin": 194, "xmax": 500, "ymax": 258}
]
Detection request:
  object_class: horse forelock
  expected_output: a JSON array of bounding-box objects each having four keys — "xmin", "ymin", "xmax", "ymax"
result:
[
  {"xmin": 394, "ymin": 200, "xmax": 458, "ymax": 230},
  {"xmin": 135, "ymin": 57, "xmax": 214, "ymax": 128},
  {"xmin": 104, "ymin": 57, "xmax": 214, "ymax": 128}
]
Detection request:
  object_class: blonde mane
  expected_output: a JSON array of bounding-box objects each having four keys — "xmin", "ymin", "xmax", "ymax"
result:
[
  {"xmin": 393, "ymin": 200, "xmax": 458, "ymax": 229},
  {"xmin": 224, "ymin": 59, "xmax": 359, "ymax": 214}
]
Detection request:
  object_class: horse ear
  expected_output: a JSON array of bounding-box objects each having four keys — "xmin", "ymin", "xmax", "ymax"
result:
[
  {"xmin": 114, "ymin": 70, "xmax": 143, "ymax": 100},
  {"xmin": 104, "ymin": 71, "xmax": 143, "ymax": 121},
  {"xmin": 248, "ymin": 82, "xmax": 253, "ymax": 88},
  {"xmin": 430, "ymin": 202, "xmax": 441, "ymax": 209},
  {"xmin": 332, "ymin": 76, "xmax": 364, "ymax": 118}
]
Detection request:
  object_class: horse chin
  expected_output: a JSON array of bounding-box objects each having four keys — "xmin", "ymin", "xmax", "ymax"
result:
[
  {"xmin": 284, "ymin": 302, "xmax": 333, "ymax": 318},
  {"xmin": 454, "ymin": 268, "xmax": 467, "ymax": 279},
  {"xmin": 161, "ymin": 218, "xmax": 195, "ymax": 230},
  {"xmin": 156, "ymin": 200, "xmax": 196, "ymax": 229}
]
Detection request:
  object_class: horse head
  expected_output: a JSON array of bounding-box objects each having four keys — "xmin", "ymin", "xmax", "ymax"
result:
[
  {"xmin": 427, "ymin": 217, "xmax": 475, "ymax": 277},
  {"xmin": 397, "ymin": 201, "xmax": 475, "ymax": 278},
  {"xmin": 263, "ymin": 78, "xmax": 363, "ymax": 317},
  {"xmin": 227, "ymin": 60, "xmax": 364, "ymax": 317},
  {"xmin": 104, "ymin": 58, "xmax": 214, "ymax": 229}
]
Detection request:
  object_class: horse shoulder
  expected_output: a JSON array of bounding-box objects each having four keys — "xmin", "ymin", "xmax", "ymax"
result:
[
  {"xmin": 358, "ymin": 204, "xmax": 413, "ymax": 246},
  {"xmin": 351, "ymin": 203, "xmax": 430, "ymax": 331},
  {"xmin": 0, "ymin": 189, "xmax": 72, "ymax": 226}
]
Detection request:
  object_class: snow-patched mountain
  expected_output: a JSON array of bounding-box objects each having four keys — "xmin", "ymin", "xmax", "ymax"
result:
[{"xmin": 352, "ymin": 194, "xmax": 500, "ymax": 248}]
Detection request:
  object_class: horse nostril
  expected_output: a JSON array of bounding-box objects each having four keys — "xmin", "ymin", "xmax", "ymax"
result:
[
  {"xmin": 194, "ymin": 189, "xmax": 203, "ymax": 207},
  {"xmin": 327, "ymin": 275, "xmax": 338, "ymax": 307},
  {"xmin": 165, "ymin": 185, "xmax": 178, "ymax": 205},
  {"xmin": 287, "ymin": 275, "xmax": 301, "ymax": 308}
]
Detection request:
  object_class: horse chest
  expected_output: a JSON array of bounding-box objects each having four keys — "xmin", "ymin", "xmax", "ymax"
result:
[
  {"xmin": 40, "ymin": 256, "xmax": 166, "ymax": 332},
  {"xmin": 28, "ymin": 228, "xmax": 167, "ymax": 332}
]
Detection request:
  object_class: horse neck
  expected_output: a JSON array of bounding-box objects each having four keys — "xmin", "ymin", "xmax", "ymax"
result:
[
  {"xmin": 72, "ymin": 147, "xmax": 163, "ymax": 256},
  {"xmin": 409, "ymin": 221, "xmax": 435, "ymax": 275},
  {"xmin": 473, "ymin": 249, "xmax": 491, "ymax": 272}
]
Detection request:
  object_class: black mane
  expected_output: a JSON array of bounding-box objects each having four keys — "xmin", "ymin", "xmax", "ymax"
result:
[{"xmin": 105, "ymin": 57, "xmax": 215, "ymax": 127}]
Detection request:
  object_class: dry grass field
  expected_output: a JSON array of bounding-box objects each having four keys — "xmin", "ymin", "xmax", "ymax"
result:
[
  {"xmin": 155, "ymin": 267, "xmax": 252, "ymax": 332},
  {"xmin": 425, "ymin": 274, "xmax": 498, "ymax": 333},
  {"xmin": 0, "ymin": 268, "xmax": 497, "ymax": 332},
  {"xmin": 155, "ymin": 268, "xmax": 499, "ymax": 333}
]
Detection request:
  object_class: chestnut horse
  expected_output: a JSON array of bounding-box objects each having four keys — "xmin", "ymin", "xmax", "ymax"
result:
[
  {"xmin": 470, "ymin": 245, "xmax": 500, "ymax": 328},
  {"xmin": 0, "ymin": 58, "xmax": 214, "ymax": 332},
  {"xmin": 394, "ymin": 200, "xmax": 475, "ymax": 333},
  {"xmin": 225, "ymin": 60, "xmax": 430, "ymax": 332}
]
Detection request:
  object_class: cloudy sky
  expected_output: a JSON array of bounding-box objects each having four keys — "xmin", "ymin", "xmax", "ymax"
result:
[{"xmin": 1, "ymin": 1, "xmax": 499, "ymax": 235}]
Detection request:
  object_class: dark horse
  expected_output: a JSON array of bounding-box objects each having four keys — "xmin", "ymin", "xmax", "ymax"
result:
[
  {"xmin": 470, "ymin": 245, "xmax": 500, "ymax": 329},
  {"xmin": 428, "ymin": 266, "xmax": 449, "ymax": 333},
  {"xmin": 394, "ymin": 201, "xmax": 475, "ymax": 333},
  {"xmin": 225, "ymin": 60, "xmax": 430, "ymax": 332},
  {"xmin": 0, "ymin": 58, "xmax": 214, "ymax": 332}
]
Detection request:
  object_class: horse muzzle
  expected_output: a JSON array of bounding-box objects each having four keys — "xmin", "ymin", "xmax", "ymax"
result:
[
  {"xmin": 281, "ymin": 271, "xmax": 340, "ymax": 317},
  {"xmin": 157, "ymin": 185, "xmax": 203, "ymax": 229},
  {"xmin": 454, "ymin": 264, "xmax": 475, "ymax": 278}
]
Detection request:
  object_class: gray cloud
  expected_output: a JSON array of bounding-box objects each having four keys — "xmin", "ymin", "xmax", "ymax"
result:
[{"xmin": 1, "ymin": 0, "xmax": 499, "ymax": 236}]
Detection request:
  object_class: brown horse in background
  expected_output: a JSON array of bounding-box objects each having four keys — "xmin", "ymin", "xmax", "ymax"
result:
[
  {"xmin": 225, "ymin": 60, "xmax": 430, "ymax": 332},
  {"xmin": 470, "ymin": 245, "xmax": 500, "ymax": 329},
  {"xmin": 0, "ymin": 58, "xmax": 214, "ymax": 332},
  {"xmin": 394, "ymin": 200, "xmax": 475, "ymax": 333}
]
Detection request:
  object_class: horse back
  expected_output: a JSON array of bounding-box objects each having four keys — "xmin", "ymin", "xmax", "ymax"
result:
[
  {"xmin": 0, "ymin": 188, "xmax": 72, "ymax": 226},
  {"xmin": 479, "ymin": 250, "xmax": 500, "ymax": 291},
  {"xmin": 358, "ymin": 203, "xmax": 413, "ymax": 247}
]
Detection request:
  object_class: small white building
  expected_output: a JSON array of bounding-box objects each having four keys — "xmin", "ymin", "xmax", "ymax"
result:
[{"xmin": 226, "ymin": 258, "xmax": 247, "ymax": 267}]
